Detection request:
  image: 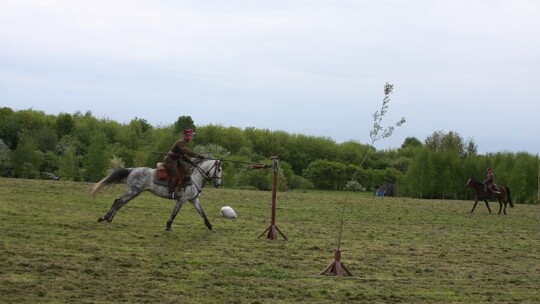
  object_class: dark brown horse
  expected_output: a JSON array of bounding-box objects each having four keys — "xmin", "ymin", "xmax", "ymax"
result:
[{"xmin": 466, "ymin": 177, "xmax": 514, "ymax": 214}]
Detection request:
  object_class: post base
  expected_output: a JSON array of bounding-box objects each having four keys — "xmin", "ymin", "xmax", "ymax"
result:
[
  {"xmin": 320, "ymin": 250, "xmax": 353, "ymax": 276},
  {"xmin": 257, "ymin": 224, "xmax": 288, "ymax": 240}
]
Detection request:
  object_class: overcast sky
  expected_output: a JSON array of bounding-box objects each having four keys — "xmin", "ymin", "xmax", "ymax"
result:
[{"xmin": 1, "ymin": 1, "xmax": 539, "ymax": 154}]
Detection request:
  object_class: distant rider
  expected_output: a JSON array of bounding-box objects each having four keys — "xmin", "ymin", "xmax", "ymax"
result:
[{"xmin": 483, "ymin": 167, "xmax": 499, "ymax": 195}]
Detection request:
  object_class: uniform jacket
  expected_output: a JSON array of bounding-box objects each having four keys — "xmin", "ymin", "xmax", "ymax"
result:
[
  {"xmin": 165, "ymin": 138, "xmax": 198, "ymax": 162},
  {"xmin": 485, "ymin": 172, "xmax": 494, "ymax": 186}
]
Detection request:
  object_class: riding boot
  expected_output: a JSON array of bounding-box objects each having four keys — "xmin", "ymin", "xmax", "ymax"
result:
[{"xmin": 169, "ymin": 178, "xmax": 179, "ymax": 199}]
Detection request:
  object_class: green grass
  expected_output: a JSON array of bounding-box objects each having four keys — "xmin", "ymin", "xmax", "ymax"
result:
[{"xmin": 1, "ymin": 178, "xmax": 539, "ymax": 303}]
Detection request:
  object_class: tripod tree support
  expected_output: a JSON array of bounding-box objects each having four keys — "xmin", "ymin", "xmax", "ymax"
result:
[
  {"xmin": 257, "ymin": 156, "xmax": 288, "ymax": 240},
  {"xmin": 320, "ymin": 250, "xmax": 353, "ymax": 276}
]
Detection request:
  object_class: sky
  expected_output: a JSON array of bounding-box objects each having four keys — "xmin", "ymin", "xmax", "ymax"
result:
[{"xmin": 1, "ymin": 0, "xmax": 539, "ymax": 155}]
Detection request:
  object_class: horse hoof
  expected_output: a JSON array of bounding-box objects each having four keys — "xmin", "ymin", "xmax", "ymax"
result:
[{"xmin": 97, "ymin": 216, "xmax": 106, "ymax": 222}]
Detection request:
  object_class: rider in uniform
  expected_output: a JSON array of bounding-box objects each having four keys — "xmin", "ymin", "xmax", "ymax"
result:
[{"xmin": 164, "ymin": 129, "xmax": 205, "ymax": 198}]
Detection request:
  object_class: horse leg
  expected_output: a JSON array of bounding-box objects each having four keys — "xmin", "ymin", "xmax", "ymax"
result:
[
  {"xmin": 166, "ymin": 200, "xmax": 186, "ymax": 231},
  {"xmin": 502, "ymin": 191, "xmax": 509, "ymax": 214},
  {"xmin": 497, "ymin": 198, "xmax": 503, "ymax": 215},
  {"xmin": 98, "ymin": 198, "xmax": 121, "ymax": 222},
  {"xmin": 98, "ymin": 192, "xmax": 139, "ymax": 223},
  {"xmin": 190, "ymin": 198, "xmax": 213, "ymax": 232},
  {"xmin": 470, "ymin": 199, "xmax": 479, "ymax": 213},
  {"xmin": 484, "ymin": 199, "xmax": 492, "ymax": 214}
]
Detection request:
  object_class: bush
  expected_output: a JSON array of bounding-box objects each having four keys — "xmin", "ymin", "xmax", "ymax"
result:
[
  {"xmin": 288, "ymin": 174, "xmax": 314, "ymax": 190},
  {"xmin": 20, "ymin": 163, "xmax": 39, "ymax": 179},
  {"xmin": 237, "ymin": 169, "xmax": 271, "ymax": 191},
  {"xmin": 344, "ymin": 180, "xmax": 366, "ymax": 192}
]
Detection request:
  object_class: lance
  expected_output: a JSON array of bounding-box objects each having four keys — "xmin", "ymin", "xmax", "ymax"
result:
[{"xmin": 151, "ymin": 152, "xmax": 269, "ymax": 169}]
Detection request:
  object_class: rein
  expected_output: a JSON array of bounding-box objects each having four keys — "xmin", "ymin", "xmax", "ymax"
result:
[{"xmin": 206, "ymin": 157, "xmax": 270, "ymax": 168}]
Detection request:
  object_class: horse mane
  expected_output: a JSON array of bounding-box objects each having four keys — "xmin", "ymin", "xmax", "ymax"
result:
[
  {"xmin": 470, "ymin": 177, "xmax": 481, "ymax": 183},
  {"xmin": 192, "ymin": 155, "xmax": 214, "ymax": 164},
  {"xmin": 467, "ymin": 177, "xmax": 484, "ymax": 188}
]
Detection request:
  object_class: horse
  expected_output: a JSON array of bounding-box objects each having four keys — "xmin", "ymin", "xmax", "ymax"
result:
[
  {"xmin": 92, "ymin": 158, "xmax": 223, "ymax": 231},
  {"xmin": 465, "ymin": 177, "xmax": 514, "ymax": 215}
]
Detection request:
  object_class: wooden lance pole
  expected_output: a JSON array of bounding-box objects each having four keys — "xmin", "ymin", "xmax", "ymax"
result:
[{"xmin": 258, "ymin": 156, "xmax": 287, "ymax": 240}]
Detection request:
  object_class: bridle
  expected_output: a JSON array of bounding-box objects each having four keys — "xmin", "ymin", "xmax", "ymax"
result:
[
  {"xmin": 466, "ymin": 177, "xmax": 490, "ymax": 195},
  {"xmin": 193, "ymin": 159, "xmax": 222, "ymax": 190}
]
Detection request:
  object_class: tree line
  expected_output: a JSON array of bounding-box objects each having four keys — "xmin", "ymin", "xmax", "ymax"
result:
[{"xmin": 1, "ymin": 107, "xmax": 538, "ymax": 204}]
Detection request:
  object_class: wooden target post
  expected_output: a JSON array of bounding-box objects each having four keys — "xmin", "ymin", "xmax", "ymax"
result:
[
  {"xmin": 320, "ymin": 250, "xmax": 353, "ymax": 276},
  {"xmin": 320, "ymin": 194, "xmax": 353, "ymax": 276},
  {"xmin": 257, "ymin": 156, "xmax": 288, "ymax": 240}
]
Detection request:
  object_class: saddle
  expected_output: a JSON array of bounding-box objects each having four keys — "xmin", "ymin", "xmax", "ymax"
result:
[
  {"xmin": 486, "ymin": 183, "xmax": 500, "ymax": 199},
  {"xmin": 154, "ymin": 163, "xmax": 185, "ymax": 187}
]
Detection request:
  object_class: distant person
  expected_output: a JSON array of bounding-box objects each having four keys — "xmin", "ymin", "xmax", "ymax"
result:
[
  {"xmin": 164, "ymin": 129, "xmax": 205, "ymax": 198},
  {"xmin": 483, "ymin": 167, "xmax": 499, "ymax": 195}
]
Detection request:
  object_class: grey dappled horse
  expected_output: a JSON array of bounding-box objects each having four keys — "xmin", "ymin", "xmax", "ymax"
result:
[{"xmin": 92, "ymin": 158, "xmax": 223, "ymax": 231}]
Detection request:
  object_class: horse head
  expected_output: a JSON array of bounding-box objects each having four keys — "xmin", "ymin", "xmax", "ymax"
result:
[
  {"xmin": 466, "ymin": 177, "xmax": 483, "ymax": 190},
  {"xmin": 198, "ymin": 158, "xmax": 223, "ymax": 188}
]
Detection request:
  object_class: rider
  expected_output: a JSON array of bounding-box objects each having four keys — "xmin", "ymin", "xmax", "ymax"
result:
[
  {"xmin": 164, "ymin": 129, "xmax": 205, "ymax": 198},
  {"xmin": 483, "ymin": 167, "xmax": 499, "ymax": 195}
]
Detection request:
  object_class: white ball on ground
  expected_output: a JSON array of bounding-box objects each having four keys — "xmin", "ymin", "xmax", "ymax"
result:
[{"xmin": 220, "ymin": 206, "xmax": 237, "ymax": 219}]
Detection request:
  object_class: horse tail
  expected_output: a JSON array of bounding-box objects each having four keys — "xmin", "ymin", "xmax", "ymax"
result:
[
  {"xmin": 505, "ymin": 186, "xmax": 514, "ymax": 208},
  {"xmin": 91, "ymin": 168, "xmax": 132, "ymax": 198}
]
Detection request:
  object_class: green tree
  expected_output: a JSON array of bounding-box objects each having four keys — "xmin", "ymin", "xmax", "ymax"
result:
[
  {"xmin": 404, "ymin": 147, "xmax": 435, "ymax": 198},
  {"xmin": 303, "ymin": 159, "xmax": 347, "ymax": 190},
  {"xmin": 432, "ymin": 152, "xmax": 461, "ymax": 199},
  {"xmin": 336, "ymin": 141, "xmax": 370, "ymax": 165},
  {"xmin": 55, "ymin": 113, "xmax": 74, "ymax": 137},
  {"xmin": 237, "ymin": 168, "xmax": 271, "ymax": 191},
  {"xmin": 197, "ymin": 125, "xmax": 249, "ymax": 155},
  {"xmin": 11, "ymin": 132, "xmax": 41, "ymax": 178},
  {"xmin": 72, "ymin": 111, "xmax": 99, "ymax": 155},
  {"xmin": 424, "ymin": 130, "xmax": 474, "ymax": 158},
  {"xmin": 84, "ymin": 133, "xmax": 108, "ymax": 182},
  {"xmin": 173, "ymin": 115, "xmax": 195, "ymax": 135},
  {"xmin": 35, "ymin": 127, "xmax": 58, "ymax": 152},
  {"xmin": 59, "ymin": 146, "xmax": 79, "ymax": 181},
  {"xmin": 0, "ymin": 139, "xmax": 12, "ymax": 176},
  {"xmin": 0, "ymin": 107, "xmax": 20, "ymax": 148},
  {"xmin": 401, "ymin": 137, "xmax": 422, "ymax": 149},
  {"xmin": 464, "ymin": 138, "xmax": 478, "ymax": 158},
  {"xmin": 38, "ymin": 151, "xmax": 60, "ymax": 174}
]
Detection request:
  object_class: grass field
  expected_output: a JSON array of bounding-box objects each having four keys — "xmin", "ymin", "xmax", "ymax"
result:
[{"xmin": 1, "ymin": 178, "xmax": 539, "ymax": 303}]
